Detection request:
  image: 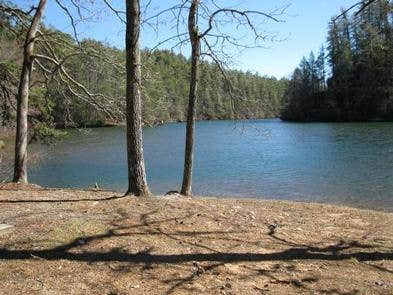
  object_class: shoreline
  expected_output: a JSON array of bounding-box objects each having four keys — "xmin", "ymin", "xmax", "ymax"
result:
[
  {"xmin": 1, "ymin": 182, "xmax": 392, "ymax": 214},
  {"xmin": 0, "ymin": 184, "xmax": 392, "ymax": 294}
]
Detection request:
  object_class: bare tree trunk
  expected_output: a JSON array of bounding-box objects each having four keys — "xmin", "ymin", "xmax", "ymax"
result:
[
  {"xmin": 125, "ymin": 0, "xmax": 150, "ymax": 196},
  {"xmin": 181, "ymin": 0, "xmax": 200, "ymax": 196},
  {"xmin": 13, "ymin": 0, "xmax": 47, "ymax": 183}
]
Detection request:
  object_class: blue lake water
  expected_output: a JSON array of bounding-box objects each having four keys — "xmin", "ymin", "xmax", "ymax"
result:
[{"xmin": 8, "ymin": 119, "xmax": 393, "ymax": 211}]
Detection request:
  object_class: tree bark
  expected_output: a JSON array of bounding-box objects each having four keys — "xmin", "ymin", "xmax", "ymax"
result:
[
  {"xmin": 13, "ymin": 0, "xmax": 47, "ymax": 183},
  {"xmin": 125, "ymin": 0, "xmax": 150, "ymax": 196},
  {"xmin": 181, "ymin": 0, "xmax": 200, "ymax": 196}
]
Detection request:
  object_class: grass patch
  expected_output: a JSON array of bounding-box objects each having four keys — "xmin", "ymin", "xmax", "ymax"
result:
[{"xmin": 45, "ymin": 219, "xmax": 108, "ymax": 247}]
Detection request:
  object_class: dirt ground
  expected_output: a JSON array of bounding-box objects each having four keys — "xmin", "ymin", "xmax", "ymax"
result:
[{"xmin": 0, "ymin": 184, "xmax": 392, "ymax": 294}]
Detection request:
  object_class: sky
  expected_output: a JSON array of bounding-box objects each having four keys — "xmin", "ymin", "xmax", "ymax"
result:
[{"xmin": 13, "ymin": 0, "xmax": 356, "ymax": 78}]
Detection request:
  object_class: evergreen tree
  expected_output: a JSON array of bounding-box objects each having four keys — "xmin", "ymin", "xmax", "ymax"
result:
[{"xmin": 282, "ymin": 0, "xmax": 393, "ymax": 122}]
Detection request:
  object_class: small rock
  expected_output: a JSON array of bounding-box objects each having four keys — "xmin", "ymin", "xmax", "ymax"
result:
[
  {"xmin": 220, "ymin": 279, "xmax": 233, "ymax": 294},
  {"xmin": 0, "ymin": 224, "xmax": 13, "ymax": 231},
  {"xmin": 129, "ymin": 284, "xmax": 140, "ymax": 289},
  {"xmin": 165, "ymin": 190, "xmax": 180, "ymax": 195},
  {"xmin": 268, "ymin": 223, "xmax": 278, "ymax": 234},
  {"xmin": 0, "ymin": 140, "xmax": 5, "ymax": 149},
  {"xmin": 224, "ymin": 264, "xmax": 241, "ymax": 274},
  {"xmin": 192, "ymin": 262, "xmax": 204, "ymax": 276}
]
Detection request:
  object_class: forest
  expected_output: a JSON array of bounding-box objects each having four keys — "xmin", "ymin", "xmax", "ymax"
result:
[
  {"xmin": 281, "ymin": 0, "xmax": 393, "ymax": 121},
  {"xmin": 0, "ymin": 7, "xmax": 288, "ymax": 136}
]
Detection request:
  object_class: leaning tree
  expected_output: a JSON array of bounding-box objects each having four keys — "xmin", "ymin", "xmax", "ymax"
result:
[
  {"xmin": 12, "ymin": 0, "xmax": 47, "ymax": 183},
  {"xmin": 1, "ymin": 0, "xmax": 124, "ymax": 184}
]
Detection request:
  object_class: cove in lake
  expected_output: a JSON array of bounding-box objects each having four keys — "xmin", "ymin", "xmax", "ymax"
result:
[{"xmin": 19, "ymin": 119, "xmax": 393, "ymax": 211}]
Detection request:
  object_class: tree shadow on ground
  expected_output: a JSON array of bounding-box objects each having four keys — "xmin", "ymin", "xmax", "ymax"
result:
[
  {"xmin": 1, "ymin": 243, "xmax": 392, "ymax": 264},
  {"xmin": 0, "ymin": 203, "xmax": 392, "ymax": 294},
  {"xmin": 0, "ymin": 194, "xmax": 125, "ymax": 203},
  {"xmin": 1, "ymin": 239, "xmax": 379, "ymax": 295}
]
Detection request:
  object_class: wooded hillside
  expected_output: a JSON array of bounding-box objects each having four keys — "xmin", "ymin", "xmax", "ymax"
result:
[{"xmin": 0, "ymin": 9, "xmax": 288, "ymax": 130}]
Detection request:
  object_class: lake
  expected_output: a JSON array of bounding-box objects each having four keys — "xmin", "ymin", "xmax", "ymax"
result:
[{"xmin": 3, "ymin": 119, "xmax": 393, "ymax": 211}]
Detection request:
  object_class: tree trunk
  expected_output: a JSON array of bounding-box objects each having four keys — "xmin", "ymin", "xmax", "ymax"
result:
[
  {"xmin": 181, "ymin": 0, "xmax": 200, "ymax": 196},
  {"xmin": 13, "ymin": 0, "xmax": 47, "ymax": 183},
  {"xmin": 125, "ymin": 0, "xmax": 150, "ymax": 196}
]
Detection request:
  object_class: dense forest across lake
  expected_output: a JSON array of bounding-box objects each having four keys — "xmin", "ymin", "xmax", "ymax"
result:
[
  {"xmin": 0, "ymin": 10, "xmax": 288, "ymax": 133},
  {"xmin": 3, "ymin": 1, "xmax": 393, "ymax": 134},
  {"xmin": 281, "ymin": 0, "xmax": 393, "ymax": 122}
]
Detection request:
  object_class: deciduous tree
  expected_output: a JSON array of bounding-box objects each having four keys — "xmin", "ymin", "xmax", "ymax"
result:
[{"xmin": 125, "ymin": 0, "xmax": 150, "ymax": 196}]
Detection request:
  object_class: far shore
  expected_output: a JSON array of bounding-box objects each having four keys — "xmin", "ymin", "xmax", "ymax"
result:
[{"xmin": 0, "ymin": 183, "xmax": 392, "ymax": 294}]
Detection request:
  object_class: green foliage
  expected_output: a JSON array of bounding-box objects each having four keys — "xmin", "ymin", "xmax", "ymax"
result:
[
  {"xmin": 29, "ymin": 86, "xmax": 55, "ymax": 121},
  {"xmin": 32, "ymin": 122, "xmax": 68, "ymax": 143},
  {"xmin": 0, "ymin": 4, "xmax": 288, "ymax": 129},
  {"xmin": 141, "ymin": 50, "xmax": 288, "ymax": 124},
  {"xmin": 282, "ymin": 0, "xmax": 393, "ymax": 121}
]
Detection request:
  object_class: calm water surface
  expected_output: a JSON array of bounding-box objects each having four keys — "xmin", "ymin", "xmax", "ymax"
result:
[{"xmin": 7, "ymin": 120, "xmax": 393, "ymax": 211}]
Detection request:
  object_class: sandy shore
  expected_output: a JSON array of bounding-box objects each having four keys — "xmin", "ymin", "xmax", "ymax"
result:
[{"xmin": 0, "ymin": 183, "xmax": 392, "ymax": 294}]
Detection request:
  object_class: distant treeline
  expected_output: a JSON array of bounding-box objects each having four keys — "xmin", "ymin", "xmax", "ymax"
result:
[
  {"xmin": 281, "ymin": 0, "xmax": 393, "ymax": 122},
  {"xmin": 0, "ymin": 14, "xmax": 288, "ymax": 131}
]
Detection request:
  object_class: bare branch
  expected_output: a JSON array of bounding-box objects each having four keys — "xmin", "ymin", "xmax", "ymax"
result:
[
  {"xmin": 102, "ymin": 0, "xmax": 126, "ymax": 24},
  {"xmin": 54, "ymin": 0, "xmax": 80, "ymax": 43},
  {"xmin": 143, "ymin": 3, "xmax": 187, "ymax": 24},
  {"xmin": 201, "ymin": 8, "xmax": 283, "ymax": 38},
  {"xmin": 334, "ymin": 0, "xmax": 378, "ymax": 21},
  {"xmin": 150, "ymin": 32, "xmax": 189, "ymax": 51}
]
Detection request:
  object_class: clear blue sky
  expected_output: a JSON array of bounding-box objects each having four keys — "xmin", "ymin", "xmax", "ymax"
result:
[{"xmin": 14, "ymin": 0, "xmax": 355, "ymax": 78}]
